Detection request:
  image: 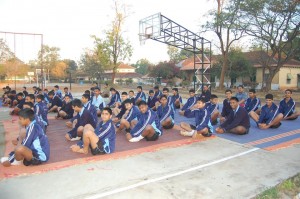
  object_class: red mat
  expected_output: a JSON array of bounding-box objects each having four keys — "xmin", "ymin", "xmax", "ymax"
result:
[{"xmin": 0, "ymin": 116, "xmax": 214, "ymax": 179}]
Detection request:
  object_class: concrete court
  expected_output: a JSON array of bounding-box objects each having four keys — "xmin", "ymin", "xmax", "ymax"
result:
[{"xmin": 0, "ymin": 135, "xmax": 300, "ymax": 199}]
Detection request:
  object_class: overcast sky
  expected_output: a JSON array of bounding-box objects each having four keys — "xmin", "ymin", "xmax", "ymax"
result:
[{"xmin": 0, "ymin": 0, "xmax": 219, "ymax": 64}]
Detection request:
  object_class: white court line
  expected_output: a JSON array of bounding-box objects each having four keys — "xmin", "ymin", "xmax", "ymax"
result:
[{"xmin": 85, "ymin": 148, "xmax": 260, "ymax": 199}]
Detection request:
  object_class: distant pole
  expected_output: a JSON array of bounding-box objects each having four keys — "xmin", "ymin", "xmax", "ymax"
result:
[
  {"xmin": 69, "ymin": 70, "xmax": 72, "ymax": 90},
  {"xmin": 14, "ymin": 33, "xmax": 16, "ymax": 90},
  {"xmin": 41, "ymin": 35, "xmax": 44, "ymax": 90}
]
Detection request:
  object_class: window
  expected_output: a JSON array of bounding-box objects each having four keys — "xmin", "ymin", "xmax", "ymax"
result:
[{"xmin": 287, "ymin": 73, "xmax": 292, "ymax": 84}]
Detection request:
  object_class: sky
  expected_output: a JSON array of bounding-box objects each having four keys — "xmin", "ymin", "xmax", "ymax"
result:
[{"xmin": 0, "ymin": 0, "xmax": 219, "ymax": 64}]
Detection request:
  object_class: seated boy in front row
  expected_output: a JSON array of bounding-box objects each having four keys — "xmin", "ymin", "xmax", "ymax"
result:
[
  {"xmin": 126, "ymin": 101, "xmax": 163, "ymax": 142},
  {"xmin": 1, "ymin": 108, "xmax": 50, "ymax": 167},
  {"xmin": 180, "ymin": 98, "xmax": 213, "ymax": 138},
  {"xmin": 216, "ymin": 97, "xmax": 250, "ymax": 135},
  {"xmin": 157, "ymin": 95, "xmax": 175, "ymax": 129},
  {"xmin": 71, "ymin": 107, "xmax": 116, "ymax": 155},
  {"xmin": 249, "ymin": 94, "xmax": 283, "ymax": 129}
]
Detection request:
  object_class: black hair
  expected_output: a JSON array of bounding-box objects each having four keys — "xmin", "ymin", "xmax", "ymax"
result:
[
  {"xmin": 137, "ymin": 86, "xmax": 142, "ymax": 90},
  {"xmin": 110, "ymin": 87, "xmax": 116, "ymax": 92},
  {"xmin": 72, "ymin": 98, "xmax": 83, "ymax": 108},
  {"xmin": 189, "ymin": 89, "xmax": 195, "ymax": 93},
  {"xmin": 82, "ymin": 94, "xmax": 90, "ymax": 101},
  {"xmin": 102, "ymin": 107, "xmax": 112, "ymax": 115},
  {"xmin": 10, "ymin": 90, "xmax": 16, "ymax": 94},
  {"xmin": 17, "ymin": 92, "xmax": 24, "ymax": 97},
  {"xmin": 129, "ymin": 90, "xmax": 134, "ymax": 93},
  {"xmin": 64, "ymin": 94, "xmax": 71, "ymax": 98},
  {"xmin": 137, "ymin": 100, "xmax": 147, "ymax": 106},
  {"xmin": 64, "ymin": 87, "xmax": 68, "ymax": 90},
  {"xmin": 23, "ymin": 102, "xmax": 34, "ymax": 108},
  {"xmin": 172, "ymin": 88, "xmax": 178, "ymax": 92},
  {"xmin": 84, "ymin": 90, "xmax": 91, "ymax": 95},
  {"xmin": 160, "ymin": 94, "xmax": 168, "ymax": 100},
  {"xmin": 90, "ymin": 87, "xmax": 95, "ymax": 91},
  {"xmin": 230, "ymin": 97, "xmax": 239, "ymax": 102},
  {"xmin": 149, "ymin": 90, "xmax": 154, "ymax": 94},
  {"xmin": 225, "ymin": 89, "xmax": 232, "ymax": 93},
  {"xmin": 123, "ymin": 98, "xmax": 133, "ymax": 105},
  {"xmin": 249, "ymin": 88, "xmax": 256, "ymax": 93},
  {"xmin": 23, "ymin": 86, "xmax": 27, "ymax": 89},
  {"xmin": 121, "ymin": 92, "xmax": 128, "ymax": 95},
  {"xmin": 54, "ymin": 85, "xmax": 59, "ymax": 88},
  {"xmin": 197, "ymin": 98, "xmax": 206, "ymax": 104},
  {"xmin": 36, "ymin": 94, "xmax": 44, "ymax": 101},
  {"xmin": 163, "ymin": 87, "xmax": 169, "ymax": 92},
  {"xmin": 237, "ymin": 85, "xmax": 244, "ymax": 88},
  {"xmin": 27, "ymin": 94, "xmax": 35, "ymax": 100},
  {"xmin": 48, "ymin": 91, "xmax": 55, "ymax": 96},
  {"xmin": 94, "ymin": 87, "xmax": 100, "ymax": 91},
  {"xmin": 33, "ymin": 86, "xmax": 37, "ymax": 89},
  {"xmin": 265, "ymin": 94, "xmax": 273, "ymax": 100},
  {"xmin": 210, "ymin": 94, "xmax": 218, "ymax": 99},
  {"xmin": 285, "ymin": 89, "xmax": 292, "ymax": 94},
  {"xmin": 154, "ymin": 85, "xmax": 159, "ymax": 89},
  {"xmin": 19, "ymin": 108, "xmax": 35, "ymax": 121}
]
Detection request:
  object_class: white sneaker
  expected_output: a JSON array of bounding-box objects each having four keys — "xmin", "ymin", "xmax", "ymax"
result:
[
  {"xmin": 11, "ymin": 159, "xmax": 23, "ymax": 166},
  {"xmin": 180, "ymin": 130, "xmax": 195, "ymax": 137},
  {"xmin": 70, "ymin": 136, "xmax": 81, "ymax": 141},
  {"xmin": 0, "ymin": 157, "xmax": 8, "ymax": 163},
  {"xmin": 129, "ymin": 136, "xmax": 144, "ymax": 142}
]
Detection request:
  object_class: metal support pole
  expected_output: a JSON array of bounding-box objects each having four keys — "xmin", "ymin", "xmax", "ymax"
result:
[
  {"xmin": 201, "ymin": 38, "xmax": 204, "ymax": 93},
  {"xmin": 69, "ymin": 70, "xmax": 72, "ymax": 90},
  {"xmin": 14, "ymin": 34, "xmax": 16, "ymax": 90},
  {"xmin": 193, "ymin": 39, "xmax": 196, "ymax": 91},
  {"xmin": 41, "ymin": 35, "xmax": 44, "ymax": 90}
]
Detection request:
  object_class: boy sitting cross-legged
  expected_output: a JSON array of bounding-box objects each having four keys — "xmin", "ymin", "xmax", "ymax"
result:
[
  {"xmin": 1, "ymin": 108, "xmax": 50, "ymax": 167},
  {"xmin": 126, "ymin": 100, "xmax": 162, "ymax": 142},
  {"xmin": 180, "ymin": 98, "xmax": 213, "ymax": 139},
  {"xmin": 157, "ymin": 95, "xmax": 175, "ymax": 129},
  {"xmin": 65, "ymin": 99, "xmax": 96, "ymax": 141},
  {"xmin": 116, "ymin": 99, "xmax": 140, "ymax": 133},
  {"xmin": 70, "ymin": 107, "xmax": 116, "ymax": 155}
]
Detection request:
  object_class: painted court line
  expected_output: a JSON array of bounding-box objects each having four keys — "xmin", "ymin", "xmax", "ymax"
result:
[{"xmin": 85, "ymin": 148, "xmax": 260, "ymax": 199}]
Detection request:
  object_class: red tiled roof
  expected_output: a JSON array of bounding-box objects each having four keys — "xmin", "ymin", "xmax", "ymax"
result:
[
  {"xmin": 118, "ymin": 63, "xmax": 136, "ymax": 69},
  {"xmin": 179, "ymin": 55, "xmax": 211, "ymax": 71}
]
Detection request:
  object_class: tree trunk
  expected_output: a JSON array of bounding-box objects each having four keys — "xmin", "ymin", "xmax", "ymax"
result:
[
  {"xmin": 219, "ymin": 54, "xmax": 228, "ymax": 89},
  {"xmin": 265, "ymin": 70, "xmax": 275, "ymax": 92}
]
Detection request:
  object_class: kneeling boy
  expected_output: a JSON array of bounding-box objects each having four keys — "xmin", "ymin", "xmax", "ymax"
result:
[
  {"xmin": 71, "ymin": 107, "xmax": 115, "ymax": 155},
  {"xmin": 1, "ymin": 108, "xmax": 50, "ymax": 167},
  {"xmin": 180, "ymin": 99, "xmax": 213, "ymax": 138}
]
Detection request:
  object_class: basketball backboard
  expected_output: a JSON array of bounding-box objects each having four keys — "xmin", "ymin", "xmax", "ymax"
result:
[{"xmin": 139, "ymin": 13, "xmax": 161, "ymax": 45}]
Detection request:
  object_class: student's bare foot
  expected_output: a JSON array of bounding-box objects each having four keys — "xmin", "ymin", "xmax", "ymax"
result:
[
  {"xmin": 12, "ymin": 139, "xmax": 18, "ymax": 145},
  {"xmin": 71, "ymin": 145, "xmax": 81, "ymax": 152},
  {"xmin": 76, "ymin": 148, "xmax": 88, "ymax": 154},
  {"xmin": 2, "ymin": 160, "xmax": 11, "ymax": 167},
  {"xmin": 179, "ymin": 111, "xmax": 184, "ymax": 116},
  {"xmin": 192, "ymin": 133, "xmax": 204, "ymax": 139},
  {"xmin": 65, "ymin": 134, "xmax": 71, "ymax": 141},
  {"xmin": 126, "ymin": 133, "xmax": 132, "ymax": 141}
]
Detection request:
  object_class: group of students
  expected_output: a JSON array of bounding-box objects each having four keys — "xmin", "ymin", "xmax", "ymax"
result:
[{"xmin": 1, "ymin": 83, "xmax": 299, "ymax": 167}]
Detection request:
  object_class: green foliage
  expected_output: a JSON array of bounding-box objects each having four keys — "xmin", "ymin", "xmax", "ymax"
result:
[
  {"xmin": 63, "ymin": 59, "xmax": 78, "ymax": 71},
  {"xmin": 132, "ymin": 58, "xmax": 152, "ymax": 75},
  {"xmin": 0, "ymin": 38, "xmax": 15, "ymax": 63},
  {"xmin": 80, "ymin": 50, "xmax": 104, "ymax": 79},
  {"xmin": 278, "ymin": 179, "xmax": 296, "ymax": 191},
  {"xmin": 149, "ymin": 61, "xmax": 180, "ymax": 80},
  {"xmin": 167, "ymin": 45, "xmax": 194, "ymax": 62},
  {"xmin": 256, "ymin": 187, "xmax": 280, "ymax": 199}
]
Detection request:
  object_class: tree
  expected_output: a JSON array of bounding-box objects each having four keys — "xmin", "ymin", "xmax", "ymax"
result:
[
  {"xmin": 240, "ymin": 0, "xmax": 300, "ymax": 91},
  {"xmin": 211, "ymin": 49, "xmax": 255, "ymax": 87},
  {"xmin": 202, "ymin": 0, "xmax": 246, "ymax": 89},
  {"xmin": 38, "ymin": 45, "xmax": 60, "ymax": 82},
  {"xmin": 167, "ymin": 45, "xmax": 194, "ymax": 62},
  {"xmin": 149, "ymin": 61, "xmax": 180, "ymax": 80},
  {"xmin": 132, "ymin": 58, "xmax": 152, "ymax": 75},
  {"xmin": 51, "ymin": 61, "xmax": 68, "ymax": 79},
  {"xmin": 4, "ymin": 58, "xmax": 29, "ymax": 79},
  {"xmin": 63, "ymin": 59, "xmax": 78, "ymax": 71},
  {"xmin": 92, "ymin": 1, "xmax": 133, "ymax": 84},
  {"xmin": 0, "ymin": 39, "xmax": 15, "ymax": 63}
]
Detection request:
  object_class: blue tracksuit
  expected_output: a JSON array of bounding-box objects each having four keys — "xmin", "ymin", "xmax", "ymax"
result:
[
  {"xmin": 107, "ymin": 92, "xmax": 121, "ymax": 107},
  {"xmin": 16, "ymin": 98, "xmax": 25, "ymax": 109},
  {"xmin": 35, "ymin": 101, "xmax": 48, "ymax": 125},
  {"xmin": 279, "ymin": 98, "xmax": 296, "ymax": 118},
  {"xmin": 245, "ymin": 97, "xmax": 261, "ymax": 113},
  {"xmin": 55, "ymin": 90, "xmax": 63, "ymax": 99},
  {"xmin": 8, "ymin": 120, "xmax": 50, "ymax": 163},
  {"xmin": 94, "ymin": 119, "xmax": 116, "ymax": 154},
  {"xmin": 170, "ymin": 94, "xmax": 183, "ymax": 108},
  {"xmin": 221, "ymin": 99, "xmax": 231, "ymax": 118},
  {"xmin": 198, "ymin": 90, "xmax": 211, "ymax": 102},
  {"xmin": 147, "ymin": 96, "xmax": 158, "ymax": 109},
  {"xmin": 134, "ymin": 91, "xmax": 146, "ymax": 103},
  {"xmin": 125, "ymin": 106, "xmax": 140, "ymax": 123},
  {"xmin": 258, "ymin": 103, "xmax": 279, "ymax": 125},
  {"xmin": 130, "ymin": 108, "xmax": 162, "ymax": 137},
  {"xmin": 205, "ymin": 102, "xmax": 219, "ymax": 115},
  {"xmin": 220, "ymin": 106, "xmax": 250, "ymax": 131},
  {"xmin": 67, "ymin": 107, "xmax": 96, "ymax": 138},
  {"xmin": 84, "ymin": 101, "xmax": 98, "ymax": 124},
  {"xmin": 181, "ymin": 96, "xmax": 197, "ymax": 111},
  {"xmin": 190, "ymin": 108, "xmax": 213, "ymax": 132},
  {"xmin": 116, "ymin": 101, "xmax": 127, "ymax": 119},
  {"xmin": 60, "ymin": 101, "xmax": 74, "ymax": 118},
  {"xmin": 49, "ymin": 95, "xmax": 63, "ymax": 109},
  {"xmin": 157, "ymin": 104, "xmax": 174, "ymax": 123},
  {"xmin": 63, "ymin": 91, "xmax": 73, "ymax": 100},
  {"xmin": 154, "ymin": 90, "xmax": 162, "ymax": 99}
]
